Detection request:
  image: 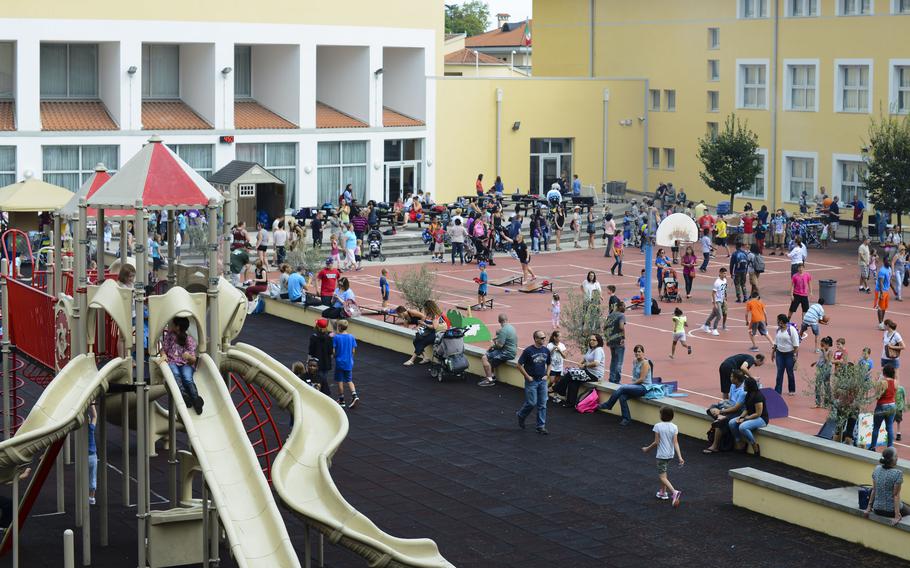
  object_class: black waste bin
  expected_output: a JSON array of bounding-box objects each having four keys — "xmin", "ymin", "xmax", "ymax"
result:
[{"xmin": 819, "ymin": 279, "xmax": 837, "ymax": 305}]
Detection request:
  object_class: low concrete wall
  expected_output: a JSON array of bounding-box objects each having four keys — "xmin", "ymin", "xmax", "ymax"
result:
[
  {"xmin": 731, "ymin": 467, "xmax": 910, "ymax": 561},
  {"xmin": 262, "ymin": 296, "xmax": 909, "ymax": 485}
]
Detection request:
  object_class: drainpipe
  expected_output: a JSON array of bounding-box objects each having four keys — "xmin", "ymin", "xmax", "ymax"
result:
[
  {"xmin": 589, "ymin": 0, "xmax": 596, "ymax": 77},
  {"xmin": 475, "ymin": 50, "xmax": 479, "ymax": 77},
  {"xmin": 495, "ymin": 88, "xmax": 503, "ymax": 177},
  {"xmin": 642, "ymin": 79, "xmax": 650, "ymax": 194},
  {"xmin": 603, "ymin": 89, "xmax": 610, "ymax": 188},
  {"xmin": 770, "ymin": 1, "xmax": 780, "ymax": 212}
]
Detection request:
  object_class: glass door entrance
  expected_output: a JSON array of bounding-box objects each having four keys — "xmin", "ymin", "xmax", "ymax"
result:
[
  {"xmin": 384, "ymin": 164, "xmax": 417, "ymax": 204},
  {"xmin": 540, "ymin": 156, "xmax": 559, "ymax": 193}
]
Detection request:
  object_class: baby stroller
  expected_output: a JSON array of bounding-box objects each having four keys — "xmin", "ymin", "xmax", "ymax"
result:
[
  {"xmin": 660, "ymin": 268, "xmax": 682, "ymax": 303},
  {"xmin": 429, "ymin": 327, "xmax": 469, "ymax": 382},
  {"xmin": 366, "ymin": 227, "xmax": 386, "ymax": 262}
]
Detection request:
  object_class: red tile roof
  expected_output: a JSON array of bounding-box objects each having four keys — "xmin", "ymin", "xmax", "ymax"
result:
[
  {"xmin": 316, "ymin": 102, "xmax": 368, "ymax": 129},
  {"xmin": 234, "ymin": 100, "xmax": 297, "ymax": 129},
  {"xmin": 0, "ymin": 101, "xmax": 14, "ymax": 131},
  {"xmin": 444, "ymin": 48, "xmax": 505, "ymax": 65},
  {"xmin": 142, "ymin": 101, "xmax": 211, "ymax": 130},
  {"xmin": 41, "ymin": 101, "xmax": 117, "ymax": 131},
  {"xmin": 465, "ymin": 20, "xmax": 531, "ymax": 48},
  {"xmin": 383, "ymin": 107, "xmax": 424, "ymax": 128}
]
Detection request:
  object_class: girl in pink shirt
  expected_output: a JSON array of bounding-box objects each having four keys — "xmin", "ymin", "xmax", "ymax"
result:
[{"xmin": 162, "ymin": 317, "xmax": 204, "ymax": 414}]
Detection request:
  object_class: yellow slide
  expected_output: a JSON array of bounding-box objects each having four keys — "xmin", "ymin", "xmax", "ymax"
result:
[
  {"xmin": 224, "ymin": 343, "xmax": 454, "ymax": 568},
  {"xmin": 157, "ymin": 354, "xmax": 300, "ymax": 568}
]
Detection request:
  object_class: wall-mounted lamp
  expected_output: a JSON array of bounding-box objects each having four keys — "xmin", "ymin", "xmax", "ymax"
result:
[
  {"xmin": 221, "ymin": 66, "xmax": 232, "ymax": 75},
  {"xmin": 511, "ymin": 121, "xmax": 521, "ymax": 131},
  {"xmin": 373, "ymin": 162, "xmax": 382, "ymax": 170},
  {"xmin": 127, "ymin": 66, "xmax": 138, "ymax": 75},
  {"xmin": 427, "ymin": 160, "xmax": 433, "ymax": 167},
  {"xmin": 374, "ymin": 68, "xmax": 384, "ymax": 77},
  {"xmin": 638, "ymin": 116, "xmax": 646, "ymax": 122},
  {"xmin": 303, "ymin": 165, "xmax": 313, "ymax": 175},
  {"xmin": 618, "ymin": 119, "xmax": 633, "ymax": 127}
]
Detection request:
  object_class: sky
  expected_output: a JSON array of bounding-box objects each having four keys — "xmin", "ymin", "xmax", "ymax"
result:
[{"xmin": 466, "ymin": 0, "xmax": 532, "ymax": 28}]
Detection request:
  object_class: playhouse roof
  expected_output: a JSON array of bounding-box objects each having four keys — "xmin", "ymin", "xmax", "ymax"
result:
[
  {"xmin": 0, "ymin": 177, "xmax": 74, "ymax": 212},
  {"xmin": 58, "ymin": 165, "xmax": 135, "ymax": 219}
]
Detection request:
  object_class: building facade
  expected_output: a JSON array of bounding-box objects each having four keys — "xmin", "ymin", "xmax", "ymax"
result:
[
  {"xmin": 534, "ymin": 0, "xmax": 910, "ymax": 211},
  {"xmin": 0, "ymin": 0, "xmax": 442, "ymax": 210}
]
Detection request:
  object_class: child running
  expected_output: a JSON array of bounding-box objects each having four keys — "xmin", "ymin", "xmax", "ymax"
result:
[
  {"xmin": 745, "ymin": 291, "xmax": 773, "ymax": 351},
  {"xmin": 642, "ymin": 406, "xmax": 684, "ymax": 507},
  {"xmin": 811, "ymin": 336, "xmax": 833, "ymax": 408},
  {"xmin": 669, "ymin": 307, "xmax": 692, "ymax": 359},
  {"xmin": 332, "ymin": 319, "xmax": 359, "ymax": 409},
  {"xmin": 162, "ymin": 316, "xmax": 204, "ymax": 414},
  {"xmin": 551, "ymin": 293, "xmax": 561, "ymax": 329},
  {"xmin": 379, "ymin": 268, "xmax": 390, "ymax": 309}
]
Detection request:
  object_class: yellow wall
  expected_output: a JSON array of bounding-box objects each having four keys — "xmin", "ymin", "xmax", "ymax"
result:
[
  {"xmin": 533, "ymin": 0, "xmax": 910, "ymax": 211},
  {"xmin": 443, "ymin": 64, "xmax": 529, "ymax": 78},
  {"xmin": 434, "ymin": 77, "xmax": 646, "ymax": 202}
]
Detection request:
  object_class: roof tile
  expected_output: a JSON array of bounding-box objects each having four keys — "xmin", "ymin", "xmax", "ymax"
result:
[
  {"xmin": 41, "ymin": 101, "xmax": 117, "ymax": 131},
  {"xmin": 382, "ymin": 107, "xmax": 424, "ymax": 128},
  {"xmin": 316, "ymin": 102, "xmax": 368, "ymax": 129},
  {"xmin": 234, "ymin": 100, "xmax": 297, "ymax": 129},
  {"xmin": 142, "ymin": 101, "xmax": 212, "ymax": 130},
  {"xmin": 465, "ymin": 19, "xmax": 531, "ymax": 48},
  {"xmin": 444, "ymin": 48, "xmax": 507, "ymax": 65},
  {"xmin": 0, "ymin": 101, "xmax": 14, "ymax": 131}
]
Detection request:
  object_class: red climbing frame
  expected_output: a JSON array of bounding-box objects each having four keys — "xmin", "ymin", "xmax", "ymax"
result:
[{"xmin": 228, "ymin": 373, "xmax": 284, "ymax": 483}]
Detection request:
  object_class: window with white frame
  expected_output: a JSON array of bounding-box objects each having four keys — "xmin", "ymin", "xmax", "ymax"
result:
[
  {"xmin": 0, "ymin": 146, "xmax": 15, "ymax": 187},
  {"xmin": 236, "ymin": 142, "xmax": 298, "ymax": 208},
  {"xmin": 708, "ymin": 28, "xmax": 720, "ymax": 49},
  {"xmin": 785, "ymin": 62, "xmax": 818, "ymax": 111},
  {"xmin": 316, "ymin": 141, "xmax": 367, "ymax": 206},
  {"xmin": 234, "ymin": 45, "xmax": 252, "ymax": 99},
  {"xmin": 649, "ymin": 89, "xmax": 661, "ymax": 111},
  {"xmin": 664, "ymin": 148, "xmax": 676, "ymax": 170},
  {"xmin": 708, "ymin": 60, "xmax": 720, "ymax": 81},
  {"xmin": 895, "ymin": 0, "xmax": 910, "ymax": 13},
  {"xmin": 0, "ymin": 43, "xmax": 13, "ymax": 99},
  {"xmin": 42, "ymin": 145, "xmax": 119, "ymax": 191},
  {"xmin": 740, "ymin": 0, "xmax": 769, "ymax": 17},
  {"xmin": 708, "ymin": 90, "xmax": 720, "ymax": 112},
  {"xmin": 741, "ymin": 151, "xmax": 767, "ymax": 199},
  {"xmin": 142, "ymin": 44, "xmax": 179, "ymax": 99},
  {"xmin": 40, "ymin": 43, "xmax": 98, "ymax": 99},
  {"xmin": 738, "ymin": 62, "xmax": 768, "ymax": 109},
  {"xmin": 840, "ymin": 0, "xmax": 872, "ymax": 14},
  {"xmin": 648, "ymin": 147, "xmax": 660, "ymax": 169},
  {"xmin": 167, "ymin": 144, "xmax": 214, "ymax": 178},
  {"xmin": 837, "ymin": 62, "xmax": 871, "ymax": 113},
  {"xmin": 238, "ymin": 184, "xmax": 256, "ymax": 198},
  {"xmin": 788, "ymin": 0, "xmax": 819, "ymax": 16},
  {"xmin": 892, "ymin": 63, "xmax": 910, "ymax": 113},
  {"xmin": 835, "ymin": 159, "xmax": 867, "ymax": 203},
  {"xmin": 784, "ymin": 154, "xmax": 816, "ymax": 202},
  {"xmin": 664, "ymin": 90, "xmax": 676, "ymax": 111}
]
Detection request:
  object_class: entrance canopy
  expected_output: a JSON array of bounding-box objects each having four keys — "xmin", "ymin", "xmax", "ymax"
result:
[{"xmin": 87, "ymin": 136, "xmax": 222, "ymax": 210}]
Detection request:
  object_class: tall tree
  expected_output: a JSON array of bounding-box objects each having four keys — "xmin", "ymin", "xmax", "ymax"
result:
[
  {"xmin": 445, "ymin": 1, "xmax": 491, "ymax": 37},
  {"xmin": 696, "ymin": 114, "xmax": 762, "ymax": 212},
  {"xmin": 864, "ymin": 113, "xmax": 910, "ymax": 230}
]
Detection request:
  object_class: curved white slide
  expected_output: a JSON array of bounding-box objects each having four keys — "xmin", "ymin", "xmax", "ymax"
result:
[
  {"xmin": 224, "ymin": 343, "xmax": 454, "ymax": 568},
  {"xmin": 0, "ymin": 354, "xmax": 130, "ymax": 482},
  {"xmin": 157, "ymin": 354, "xmax": 300, "ymax": 568}
]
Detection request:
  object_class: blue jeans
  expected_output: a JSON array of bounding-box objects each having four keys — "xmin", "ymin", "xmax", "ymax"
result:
[
  {"xmin": 729, "ymin": 417, "xmax": 767, "ymax": 445},
  {"xmin": 608, "ymin": 344, "xmax": 624, "ymax": 384},
  {"xmin": 88, "ymin": 453, "xmax": 98, "ymax": 492},
  {"xmin": 169, "ymin": 362, "xmax": 199, "ymax": 400},
  {"xmin": 517, "ymin": 378, "xmax": 548, "ymax": 429},
  {"xmin": 775, "ymin": 350, "xmax": 796, "ymax": 394},
  {"xmin": 531, "ymin": 236, "xmax": 540, "ymax": 252},
  {"xmin": 599, "ymin": 384, "xmax": 647, "ymax": 421},
  {"xmin": 451, "ymin": 242, "xmax": 464, "ymax": 264},
  {"xmin": 870, "ymin": 404, "xmax": 896, "ymax": 448},
  {"xmin": 700, "ymin": 252, "xmax": 710, "ymax": 271}
]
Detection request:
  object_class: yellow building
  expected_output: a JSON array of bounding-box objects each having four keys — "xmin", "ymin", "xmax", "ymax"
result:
[
  {"xmin": 443, "ymin": 33, "xmax": 529, "ymax": 77},
  {"xmin": 534, "ymin": 0, "xmax": 910, "ymax": 212}
]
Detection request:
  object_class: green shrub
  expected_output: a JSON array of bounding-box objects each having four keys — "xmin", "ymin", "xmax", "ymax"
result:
[{"xmin": 394, "ymin": 266, "xmax": 437, "ymax": 310}]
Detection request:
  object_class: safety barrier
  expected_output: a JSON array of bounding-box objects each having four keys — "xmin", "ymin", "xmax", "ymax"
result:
[{"xmin": 5, "ymin": 277, "xmax": 56, "ymax": 371}]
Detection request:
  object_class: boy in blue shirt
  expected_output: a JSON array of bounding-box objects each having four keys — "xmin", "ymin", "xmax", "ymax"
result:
[
  {"xmin": 332, "ymin": 320, "xmax": 359, "ymax": 408},
  {"xmin": 476, "ymin": 262, "xmax": 489, "ymax": 308},
  {"xmin": 622, "ymin": 212, "xmax": 632, "ymax": 241},
  {"xmin": 637, "ymin": 269, "xmax": 647, "ymax": 295},
  {"xmin": 379, "ymin": 268, "xmax": 390, "ymax": 309},
  {"xmin": 287, "ymin": 266, "xmax": 306, "ymax": 303}
]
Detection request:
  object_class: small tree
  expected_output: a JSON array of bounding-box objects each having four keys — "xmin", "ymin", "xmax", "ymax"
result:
[
  {"xmin": 864, "ymin": 112, "xmax": 910, "ymax": 231},
  {"xmin": 445, "ymin": 1, "xmax": 491, "ymax": 36},
  {"xmin": 285, "ymin": 246, "xmax": 324, "ymax": 278},
  {"xmin": 823, "ymin": 362, "xmax": 878, "ymax": 442},
  {"xmin": 185, "ymin": 225, "xmax": 208, "ymax": 262},
  {"xmin": 697, "ymin": 114, "xmax": 762, "ymax": 212},
  {"xmin": 559, "ymin": 289, "xmax": 603, "ymax": 354},
  {"xmin": 394, "ymin": 265, "xmax": 437, "ymax": 310}
]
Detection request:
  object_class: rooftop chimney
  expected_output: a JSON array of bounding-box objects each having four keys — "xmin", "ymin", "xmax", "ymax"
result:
[{"xmin": 496, "ymin": 13, "xmax": 511, "ymax": 29}]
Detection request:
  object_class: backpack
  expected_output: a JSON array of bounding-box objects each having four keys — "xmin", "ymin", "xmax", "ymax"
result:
[
  {"xmin": 734, "ymin": 251, "xmax": 749, "ymax": 273},
  {"xmin": 752, "ymin": 254, "xmax": 765, "ymax": 274},
  {"xmin": 575, "ymin": 389, "xmax": 600, "ymax": 413}
]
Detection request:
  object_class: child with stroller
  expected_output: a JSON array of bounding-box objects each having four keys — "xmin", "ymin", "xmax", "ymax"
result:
[{"xmin": 162, "ymin": 316, "xmax": 204, "ymax": 414}]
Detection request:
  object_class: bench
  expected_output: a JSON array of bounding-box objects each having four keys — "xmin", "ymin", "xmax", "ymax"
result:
[
  {"xmin": 454, "ymin": 298, "xmax": 494, "ymax": 312},
  {"xmin": 730, "ymin": 467, "xmax": 910, "ymax": 561},
  {"xmin": 490, "ymin": 274, "xmax": 523, "ymax": 287},
  {"xmin": 519, "ymin": 279, "xmax": 553, "ymax": 293}
]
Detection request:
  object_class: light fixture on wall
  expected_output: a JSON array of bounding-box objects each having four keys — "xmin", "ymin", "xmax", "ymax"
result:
[
  {"xmin": 511, "ymin": 121, "xmax": 521, "ymax": 131},
  {"xmin": 373, "ymin": 162, "xmax": 382, "ymax": 170},
  {"xmin": 638, "ymin": 116, "xmax": 646, "ymax": 122},
  {"xmin": 618, "ymin": 119, "xmax": 633, "ymax": 127},
  {"xmin": 374, "ymin": 68, "xmax": 384, "ymax": 77},
  {"xmin": 427, "ymin": 160, "xmax": 433, "ymax": 167},
  {"xmin": 127, "ymin": 66, "xmax": 137, "ymax": 75},
  {"xmin": 221, "ymin": 66, "xmax": 232, "ymax": 75},
  {"xmin": 303, "ymin": 165, "xmax": 313, "ymax": 175}
]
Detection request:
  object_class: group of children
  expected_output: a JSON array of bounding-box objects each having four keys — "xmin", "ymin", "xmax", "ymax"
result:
[{"xmin": 293, "ymin": 318, "xmax": 361, "ymax": 409}]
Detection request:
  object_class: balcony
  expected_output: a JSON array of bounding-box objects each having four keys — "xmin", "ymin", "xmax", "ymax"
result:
[
  {"xmin": 382, "ymin": 47, "xmax": 426, "ymax": 127},
  {"xmin": 233, "ymin": 44, "xmax": 299, "ymax": 129},
  {"xmin": 316, "ymin": 45, "xmax": 369, "ymax": 128},
  {"xmin": 39, "ymin": 42, "xmax": 119, "ymax": 131},
  {"xmin": 140, "ymin": 43, "xmax": 214, "ymax": 130}
]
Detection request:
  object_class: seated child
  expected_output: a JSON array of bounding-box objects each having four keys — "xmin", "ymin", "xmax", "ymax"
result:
[{"xmin": 162, "ymin": 316, "xmax": 204, "ymax": 414}]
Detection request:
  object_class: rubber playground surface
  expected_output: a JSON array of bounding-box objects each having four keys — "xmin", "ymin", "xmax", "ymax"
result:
[{"xmin": 341, "ymin": 240, "xmax": 908, "ymax": 450}]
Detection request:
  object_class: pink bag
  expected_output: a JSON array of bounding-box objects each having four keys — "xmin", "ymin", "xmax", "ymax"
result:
[{"xmin": 575, "ymin": 389, "xmax": 600, "ymax": 413}]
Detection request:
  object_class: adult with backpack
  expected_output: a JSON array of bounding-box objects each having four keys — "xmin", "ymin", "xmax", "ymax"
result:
[
  {"xmin": 729, "ymin": 241, "xmax": 750, "ymax": 303},
  {"xmin": 748, "ymin": 244, "xmax": 765, "ymax": 297}
]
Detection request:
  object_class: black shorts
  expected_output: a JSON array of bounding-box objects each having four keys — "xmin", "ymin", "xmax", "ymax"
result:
[
  {"xmin": 789, "ymin": 295, "xmax": 810, "ymax": 314},
  {"xmin": 715, "ymin": 237, "xmax": 727, "ymax": 246},
  {"xmin": 257, "ymin": 245, "xmax": 268, "ymax": 252},
  {"xmin": 152, "ymin": 257, "xmax": 163, "ymax": 271}
]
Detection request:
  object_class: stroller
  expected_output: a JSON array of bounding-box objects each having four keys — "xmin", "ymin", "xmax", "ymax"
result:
[
  {"xmin": 428, "ymin": 327, "xmax": 469, "ymax": 382},
  {"xmin": 366, "ymin": 227, "xmax": 386, "ymax": 262},
  {"xmin": 660, "ymin": 268, "xmax": 682, "ymax": 303}
]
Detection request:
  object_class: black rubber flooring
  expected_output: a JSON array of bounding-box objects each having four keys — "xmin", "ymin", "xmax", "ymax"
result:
[{"xmin": 1, "ymin": 313, "xmax": 905, "ymax": 568}]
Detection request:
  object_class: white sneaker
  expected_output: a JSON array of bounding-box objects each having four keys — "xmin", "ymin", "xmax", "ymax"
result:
[
  {"xmin": 711, "ymin": 329, "xmax": 720, "ymax": 336},
  {"xmin": 655, "ymin": 491, "xmax": 669, "ymax": 500},
  {"xmin": 701, "ymin": 325, "xmax": 711, "ymax": 333},
  {"xmin": 89, "ymin": 497, "xmax": 96, "ymax": 505},
  {"xmin": 879, "ymin": 323, "xmax": 886, "ymax": 330}
]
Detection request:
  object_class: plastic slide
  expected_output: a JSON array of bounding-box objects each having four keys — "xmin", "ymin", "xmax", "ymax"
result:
[
  {"xmin": 224, "ymin": 343, "xmax": 454, "ymax": 568},
  {"xmin": 157, "ymin": 354, "xmax": 300, "ymax": 568}
]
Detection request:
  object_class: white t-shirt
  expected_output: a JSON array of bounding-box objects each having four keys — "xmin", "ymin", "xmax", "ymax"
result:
[
  {"xmin": 584, "ymin": 347, "xmax": 605, "ymax": 379},
  {"xmin": 883, "ymin": 330, "xmax": 903, "ymax": 360},
  {"xmin": 547, "ymin": 341, "xmax": 567, "ymax": 373},
  {"xmin": 273, "ymin": 229, "xmax": 288, "ymax": 247},
  {"xmin": 701, "ymin": 235, "xmax": 712, "ymax": 254},
  {"xmin": 653, "ymin": 421, "xmax": 678, "ymax": 460},
  {"xmin": 788, "ymin": 244, "xmax": 808, "ymax": 265},
  {"xmin": 582, "ymin": 280, "xmax": 602, "ymax": 300},
  {"xmin": 712, "ymin": 277, "xmax": 727, "ymax": 303}
]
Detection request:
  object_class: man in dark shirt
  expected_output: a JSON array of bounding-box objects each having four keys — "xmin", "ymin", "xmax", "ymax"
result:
[
  {"xmin": 516, "ymin": 330, "xmax": 552, "ymax": 435},
  {"xmin": 307, "ymin": 319, "xmax": 334, "ymax": 394},
  {"xmin": 311, "ymin": 213, "xmax": 324, "ymax": 247},
  {"xmin": 718, "ymin": 353, "xmax": 764, "ymax": 398}
]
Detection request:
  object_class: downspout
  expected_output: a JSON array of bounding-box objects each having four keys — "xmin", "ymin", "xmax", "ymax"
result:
[
  {"xmin": 642, "ymin": 79, "xmax": 650, "ymax": 194},
  {"xmin": 770, "ymin": 1, "xmax": 780, "ymax": 212},
  {"xmin": 589, "ymin": 0, "xmax": 596, "ymax": 77},
  {"xmin": 496, "ymin": 88, "xmax": 503, "ymax": 178},
  {"xmin": 603, "ymin": 89, "xmax": 610, "ymax": 188}
]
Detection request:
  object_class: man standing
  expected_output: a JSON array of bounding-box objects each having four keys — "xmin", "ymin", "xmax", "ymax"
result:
[
  {"xmin": 859, "ymin": 237, "xmax": 872, "ymax": 292},
  {"xmin": 478, "ymin": 314, "xmax": 518, "ymax": 387},
  {"xmin": 730, "ymin": 242, "xmax": 750, "ymax": 303},
  {"xmin": 605, "ymin": 302, "xmax": 626, "ymax": 383},
  {"xmin": 875, "ymin": 255, "xmax": 893, "ymax": 330},
  {"xmin": 307, "ymin": 320, "xmax": 334, "ymax": 396},
  {"xmin": 852, "ymin": 196, "xmax": 866, "ymax": 241},
  {"xmin": 694, "ymin": 200, "xmax": 707, "ymax": 221},
  {"xmin": 316, "ymin": 259, "xmax": 341, "ymax": 306},
  {"xmin": 717, "ymin": 353, "xmax": 764, "ymax": 399},
  {"xmin": 788, "ymin": 263, "xmax": 813, "ymax": 320},
  {"xmin": 828, "ymin": 196, "xmax": 841, "ymax": 243},
  {"xmin": 516, "ymin": 331, "xmax": 552, "ymax": 435},
  {"xmin": 702, "ymin": 267, "xmax": 728, "ymax": 336},
  {"xmin": 572, "ymin": 174, "xmax": 582, "ymax": 198}
]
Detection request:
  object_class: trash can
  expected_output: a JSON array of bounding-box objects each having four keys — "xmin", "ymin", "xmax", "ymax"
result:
[{"xmin": 819, "ymin": 279, "xmax": 837, "ymax": 305}]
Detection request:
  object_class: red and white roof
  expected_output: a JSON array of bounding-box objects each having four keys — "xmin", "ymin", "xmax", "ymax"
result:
[
  {"xmin": 58, "ymin": 164, "xmax": 135, "ymax": 219},
  {"xmin": 86, "ymin": 137, "xmax": 223, "ymax": 210}
]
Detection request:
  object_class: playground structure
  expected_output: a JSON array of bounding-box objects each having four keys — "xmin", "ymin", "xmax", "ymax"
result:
[{"xmin": 0, "ymin": 137, "xmax": 453, "ymax": 568}]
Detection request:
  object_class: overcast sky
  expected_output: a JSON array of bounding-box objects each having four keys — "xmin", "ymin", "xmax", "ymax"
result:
[{"xmin": 469, "ymin": 0, "xmax": 532, "ymax": 28}]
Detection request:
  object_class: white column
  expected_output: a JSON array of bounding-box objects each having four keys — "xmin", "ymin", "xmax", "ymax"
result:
[
  {"xmin": 299, "ymin": 41, "xmax": 316, "ymax": 129},
  {"xmin": 15, "ymin": 39, "xmax": 40, "ymax": 132},
  {"xmin": 121, "ymin": 40, "xmax": 143, "ymax": 131},
  {"xmin": 215, "ymin": 41, "xmax": 235, "ymax": 130},
  {"xmin": 369, "ymin": 45, "xmax": 383, "ymax": 128}
]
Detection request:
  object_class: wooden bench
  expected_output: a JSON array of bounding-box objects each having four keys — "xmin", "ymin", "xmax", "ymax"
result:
[
  {"xmin": 490, "ymin": 274, "xmax": 523, "ymax": 287},
  {"xmin": 455, "ymin": 298, "xmax": 494, "ymax": 312},
  {"xmin": 519, "ymin": 279, "xmax": 553, "ymax": 293}
]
